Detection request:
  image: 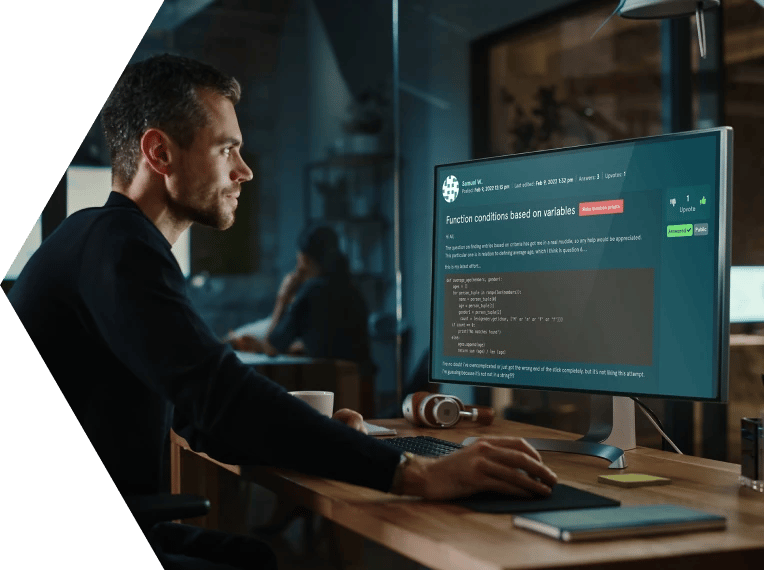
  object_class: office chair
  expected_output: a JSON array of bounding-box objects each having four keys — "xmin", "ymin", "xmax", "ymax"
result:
[
  {"xmin": 125, "ymin": 494, "xmax": 212, "ymax": 568},
  {"xmin": 125, "ymin": 492, "xmax": 211, "ymax": 531}
]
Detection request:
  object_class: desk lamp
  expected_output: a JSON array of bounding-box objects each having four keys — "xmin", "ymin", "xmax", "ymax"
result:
[{"xmin": 593, "ymin": 0, "xmax": 764, "ymax": 58}]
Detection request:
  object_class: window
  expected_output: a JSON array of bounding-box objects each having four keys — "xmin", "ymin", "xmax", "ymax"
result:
[
  {"xmin": 68, "ymin": 166, "xmax": 191, "ymax": 276},
  {"xmin": 4, "ymin": 166, "xmax": 191, "ymax": 281},
  {"xmin": 4, "ymin": 219, "xmax": 42, "ymax": 281},
  {"xmin": 484, "ymin": 0, "xmax": 663, "ymax": 159}
]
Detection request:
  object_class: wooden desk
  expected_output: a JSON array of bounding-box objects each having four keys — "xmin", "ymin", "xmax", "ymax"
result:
[
  {"xmin": 170, "ymin": 353, "xmax": 373, "ymax": 531},
  {"xmin": 172, "ymin": 419, "xmax": 764, "ymax": 570}
]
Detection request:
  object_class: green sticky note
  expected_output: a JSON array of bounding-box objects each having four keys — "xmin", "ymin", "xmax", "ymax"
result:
[{"xmin": 598, "ymin": 473, "xmax": 672, "ymax": 488}]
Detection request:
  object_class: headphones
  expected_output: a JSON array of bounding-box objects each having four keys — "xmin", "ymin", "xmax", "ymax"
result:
[{"xmin": 402, "ymin": 391, "xmax": 495, "ymax": 428}]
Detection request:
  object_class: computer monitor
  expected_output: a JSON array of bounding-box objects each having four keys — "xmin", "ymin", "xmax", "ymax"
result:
[
  {"xmin": 430, "ymin": 127, "xmax": 732, "ymax": 468},
  {"xmin": 730, "ymin": 266, "xmax": 764, "ymax": 327}
]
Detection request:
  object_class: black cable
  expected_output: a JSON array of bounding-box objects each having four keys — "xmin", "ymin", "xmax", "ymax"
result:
[
  {"xmin": 631, "ymin": 397, "xmax": 664, "ymax": 430},
  {"xmin": 631, "ymin": 397, "xmax": 681, "ymax": 453}
]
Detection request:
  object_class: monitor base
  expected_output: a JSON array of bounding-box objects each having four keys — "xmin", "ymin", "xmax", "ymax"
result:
[
  {"xmin": 522, "ymin": 437, "xmax": 627, "ymax": 469},
  {"xmin": 468, "ymin": 395, "xmax": 636, "ymax": 469}
]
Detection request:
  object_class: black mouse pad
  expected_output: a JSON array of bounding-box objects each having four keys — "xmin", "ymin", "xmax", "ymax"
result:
[{"xmin": 452, "ymin": 483, "xmax": 620, "ymax": 514}]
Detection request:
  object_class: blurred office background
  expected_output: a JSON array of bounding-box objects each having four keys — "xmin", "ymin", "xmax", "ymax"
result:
[{"xmin": 3, "ymin": 0, "xmax": 764, "ymax": 464}]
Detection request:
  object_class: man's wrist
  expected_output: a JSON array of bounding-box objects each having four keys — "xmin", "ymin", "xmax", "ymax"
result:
[
  {"xmin": 389, "ymin": 452, "xmax": 413, "ymax": 495},
  {"xmin": 389, "ymin": 452, "xmax": 431, "ymax": 496}
]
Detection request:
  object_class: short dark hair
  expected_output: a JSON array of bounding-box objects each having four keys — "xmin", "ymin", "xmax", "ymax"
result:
[{"xmin": 101, "ymin": 54, "xmax": 241, "ymax": 186}]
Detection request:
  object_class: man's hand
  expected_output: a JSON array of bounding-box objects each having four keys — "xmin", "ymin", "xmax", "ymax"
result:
[
  {"xmin": 332, "ymin": 408, "xmax": 367, "ymax": 434},
  {"xmin": 400, "ymin": 437, "xmax": 557, "ymax": 500}
]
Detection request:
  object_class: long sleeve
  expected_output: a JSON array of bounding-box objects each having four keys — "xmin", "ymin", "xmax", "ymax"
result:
[
  {"xmin": 9, "ymin": 194, "xmax": 400, "ymax": 495},
  {"xmin": 79, "ymin": 213, "xmax": 400, "ymax": 491}
]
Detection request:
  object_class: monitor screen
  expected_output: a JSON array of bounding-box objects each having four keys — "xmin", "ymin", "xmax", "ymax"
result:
[
  {"xmin": 431, "ymin": 128, "xmax": 731, "ymax": 403},
  {"xmin": 730, "ymin": 266, "xmax": 764, "ymax": 324}
]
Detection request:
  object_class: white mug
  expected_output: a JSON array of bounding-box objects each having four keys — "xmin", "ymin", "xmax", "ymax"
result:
[{"xmin": 289, "ymin": 390, "xmax": 334, "ymax": 417}]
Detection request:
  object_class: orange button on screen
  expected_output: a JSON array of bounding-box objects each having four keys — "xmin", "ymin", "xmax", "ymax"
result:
[{"xmin": 579, "ymin": 199, "xmax": 624, "ymax": 216}]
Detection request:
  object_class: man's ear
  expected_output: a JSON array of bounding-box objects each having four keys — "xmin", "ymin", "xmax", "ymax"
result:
[{"xmin": 140, "ymin": 128, "xmax": 173, "ymax": 176}]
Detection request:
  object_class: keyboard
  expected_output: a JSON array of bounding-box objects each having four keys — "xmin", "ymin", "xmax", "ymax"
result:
[{"xmin": 383, "ymin": 436, "xmax": 464, "ymax": 457}]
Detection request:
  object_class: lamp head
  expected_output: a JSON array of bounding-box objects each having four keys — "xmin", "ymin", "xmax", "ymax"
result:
[
  {"xmin": 591, "ymin": 0, "xmax": 764, "ymax": 57},
  {"xmin": 619, "ymin": 0, "xmax": 720, "ymax": 19}
]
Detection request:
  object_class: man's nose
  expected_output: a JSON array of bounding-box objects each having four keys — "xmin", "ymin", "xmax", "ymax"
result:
[{"xmin": 233, "ymin": 154, "xmax": 253, "ymax": 183}]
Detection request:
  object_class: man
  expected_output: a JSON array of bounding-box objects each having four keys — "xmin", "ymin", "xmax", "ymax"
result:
[{"xmin": 8, "ymin": 54, "xmax": 556, "ymax": 569}]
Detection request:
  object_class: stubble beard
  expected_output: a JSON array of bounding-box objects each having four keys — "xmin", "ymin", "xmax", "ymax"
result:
[
  {"xmin": 192, "ymin": 202, "xmax": 235, "ymax": 231},
  {"xmin": 171, "ymin": 187, "xmax": 238, "ymax": 231}
]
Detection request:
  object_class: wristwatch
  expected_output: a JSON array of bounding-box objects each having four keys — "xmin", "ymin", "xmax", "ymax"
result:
[{"xmin": 389, "ymin": 451, "xmax": 415, "ymax": 495}]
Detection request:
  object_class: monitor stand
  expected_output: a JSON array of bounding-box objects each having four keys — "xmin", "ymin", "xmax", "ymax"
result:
[{"xmin": 521, "ymin": 395, "xmax": 636, "ymax": 469}]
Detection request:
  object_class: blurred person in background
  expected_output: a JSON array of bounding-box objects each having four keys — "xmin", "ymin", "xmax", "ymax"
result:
[{"xmin": 226, "ymin": 225, "xmax": 374, "ymax": 375}]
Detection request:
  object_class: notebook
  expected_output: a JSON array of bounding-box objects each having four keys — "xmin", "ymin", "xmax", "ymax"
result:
[{"xmin": 513, "ymin": 504, "xmax": 726, "ymax": 542}]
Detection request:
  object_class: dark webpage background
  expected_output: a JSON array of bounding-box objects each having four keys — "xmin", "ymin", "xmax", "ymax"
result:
[{"xmin": 431, "ymin": 132, "xmax": 721, "ymax": 400}]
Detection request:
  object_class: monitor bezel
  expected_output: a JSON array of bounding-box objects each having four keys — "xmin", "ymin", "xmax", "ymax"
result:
[{"xmin": 429, "ymin": 127, "xmax": 732, "ymax": 404}]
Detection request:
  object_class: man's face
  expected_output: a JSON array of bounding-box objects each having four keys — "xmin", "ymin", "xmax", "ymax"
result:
[{"xmin": 167, "ymin": 89, "xmax": 253, "ymax": 230}]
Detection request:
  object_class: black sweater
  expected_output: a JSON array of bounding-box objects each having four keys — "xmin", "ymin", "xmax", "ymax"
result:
[{"xmin": 9, "ymin": 192, "xmax": 399, "ymax": 496}]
